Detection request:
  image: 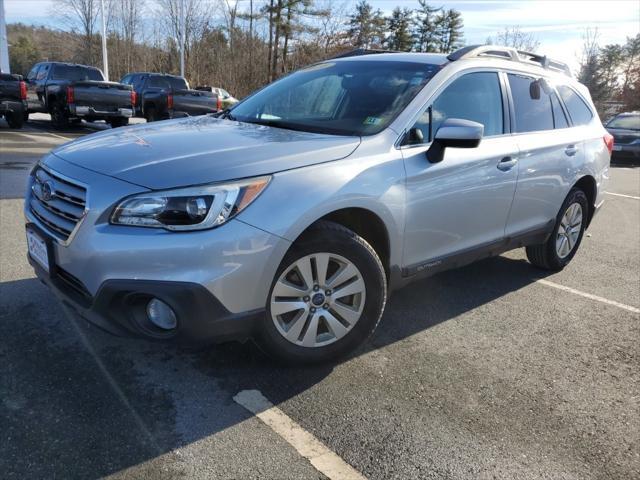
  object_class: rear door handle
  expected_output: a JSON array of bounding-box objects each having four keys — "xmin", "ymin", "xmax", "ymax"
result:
[
  {"xmin": 497, "ymin": 156, "xmax": 518, "ymax": 171},
  {"xmin": 565, "ymin": 144, "xmax": 578, "ymax": 156}
]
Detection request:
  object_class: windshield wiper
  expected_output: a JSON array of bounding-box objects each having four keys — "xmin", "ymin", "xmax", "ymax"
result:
[{"xmin": 213, "ymin": 108, "xmax": 236, "ymax": 121}]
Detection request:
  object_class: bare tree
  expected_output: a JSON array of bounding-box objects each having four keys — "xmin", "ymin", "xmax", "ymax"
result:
[
  {"xmin": 487, "ymin": 25, "xmax": 540, "ymax": 52},
  {"xmin": 53, "ymin": 0, "xmax": 100, "ymax": 64}
]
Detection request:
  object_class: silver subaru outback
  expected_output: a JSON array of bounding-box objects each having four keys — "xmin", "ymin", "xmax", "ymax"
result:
[{"xmin": 25, "ymin": 46, "xmax": 612, "ymax": 363}]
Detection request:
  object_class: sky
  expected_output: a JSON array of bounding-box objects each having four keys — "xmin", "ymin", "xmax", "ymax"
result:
[{"xmin": 3, "ymin": 0, "xmax": 640, "ymax": 73}]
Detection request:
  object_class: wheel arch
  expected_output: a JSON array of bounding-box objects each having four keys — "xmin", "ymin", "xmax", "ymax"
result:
[
  {"xmin": 293, "ymin": 207, "xmax": 393, "ymax": 281},
  {"xmin": 573, "ymin": 174, "xmax": 597, "ymax": 227}
]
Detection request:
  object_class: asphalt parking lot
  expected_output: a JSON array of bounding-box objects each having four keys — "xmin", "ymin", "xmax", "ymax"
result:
[{"xmin": 1, "ymin": 116, "xmax": 638, "ymax": 480}]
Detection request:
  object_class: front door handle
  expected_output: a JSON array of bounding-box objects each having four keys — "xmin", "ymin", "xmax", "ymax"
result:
[
  {"xmin": 497, "ymin": 156, "xmax": 518, "ymax": 171},
  {"xmin": 565, "ymin": 144, "xmax": 578, "ymax": 156}
]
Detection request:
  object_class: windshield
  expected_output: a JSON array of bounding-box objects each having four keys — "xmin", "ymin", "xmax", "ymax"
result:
[
  {"xmin": 230, "ymin": 60, "xmax": 441, "ymax": 136},
  {"xmin": 607, "ymin": 114, "xmax": 640, "ymax": 130},
  {"xmin": 51, "ymin": 65, "xmax": 104, "ymax": 82}
]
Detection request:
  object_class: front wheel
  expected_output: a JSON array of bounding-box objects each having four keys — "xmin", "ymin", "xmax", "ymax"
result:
[
  {"xmin": 257, "ymin": 221, "xmax": 387, "ymax": 364},
  {"xmin": 526, "ymin": 187, "xmax": 588, "ymax": 271}
]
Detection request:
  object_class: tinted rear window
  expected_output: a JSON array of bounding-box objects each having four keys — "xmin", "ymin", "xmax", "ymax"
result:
[
  {"xmin": 606, "ymin": 114, "xmax": 640, "ymax": 130},
  {"xmin": 508, "ymin": 73, "xmax": 554, "ymax": 133},
  {"xmin": 557, "ymin": 85, "xmax": 593, "ymax": 126},
  {"xmin": 51, "ymin": 65, "xmax": 104, "ymax": 81},
  {"xmin": 148, "ymin": 76, "xmax": 188, "ymax": 90}
]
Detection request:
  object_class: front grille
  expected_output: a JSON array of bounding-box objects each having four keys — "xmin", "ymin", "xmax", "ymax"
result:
[
  {"xmin": 613, "ymin": 134, "xmax": 637, "ymax": 145},
  {"xmin": 30, "ymin": 166, "xmax": 87, "ymax": 242}
]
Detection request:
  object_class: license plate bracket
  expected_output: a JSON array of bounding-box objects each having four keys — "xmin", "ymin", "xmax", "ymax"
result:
[{"xmin": 26, "ymin": 224, "xmax": 54, "ymax": 275}]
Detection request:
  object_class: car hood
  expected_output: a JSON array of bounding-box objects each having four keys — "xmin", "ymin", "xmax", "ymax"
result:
[{"xmin": 51, "ymin": 116, "xmax": 361, "ymax": 189}]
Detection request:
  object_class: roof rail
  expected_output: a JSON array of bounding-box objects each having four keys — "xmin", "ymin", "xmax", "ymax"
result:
[
  {"xmin": 447, "ymin": 44, "xmax": 572, "ymax": 76},
  {"xmin": 332, "ymin": 48, "xmax": 400, "ymax": 59}
]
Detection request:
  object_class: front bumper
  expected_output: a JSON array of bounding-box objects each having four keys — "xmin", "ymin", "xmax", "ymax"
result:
[
  {"xmin": 25, "ymin": 154, "xmax": 291, "ymax": 343},
  {"xmin": 611, "ymin": 144, "xmax": 640, "ymax": 162},
  {"xmin": 28, "ymin": 249, "xmax": 263, "ymax": 344}
]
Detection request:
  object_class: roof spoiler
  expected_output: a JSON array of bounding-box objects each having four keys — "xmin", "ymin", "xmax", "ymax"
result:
[{"xmin": 447, "ymin": 45, "xmax": 572, "ymax": 77}]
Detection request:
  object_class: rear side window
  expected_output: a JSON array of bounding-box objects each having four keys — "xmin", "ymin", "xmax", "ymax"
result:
[
  {"xmin": 508, "ymin": 73, "xmax": 554, "ymax": 133},
  {"xmin": 36, "ymin": 64, "xmax": 50, "ymax": 81},
  {"xmin": 557, "ymin": 85, "xmax": 593, "ymax": 126}
]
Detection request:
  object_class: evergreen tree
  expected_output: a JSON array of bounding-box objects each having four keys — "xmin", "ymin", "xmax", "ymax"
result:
[
  {"xmin": 347, "ymin": 0, "xmax": 385, "ymax": 49},
  {"xmin": 385, "ymin": 7, "xmax": 414, "ymax": 51},
  {"xmin": 435, "ymin": 8, "xmax": 464, "ymax": 53},
  {"xmin": 414, "ymin": 1, "xmax": 440, "ymax": 53}
]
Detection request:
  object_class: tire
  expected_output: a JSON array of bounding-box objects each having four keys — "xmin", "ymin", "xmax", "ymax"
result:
[
  {"xmin": 108, "ymin": 117, "xmax": 129, "ymax": 128},
  {"xmin": 50, "ymin": 102, "xmax": 69, "ymax": 129},
  {"xmin": 526, "ymin": 187, "xmax": 588, "ymax": 271},
  {"xmin": 257, "ymin": 221, "xmax": 387, "ymax": 364},
  {"xmin": 144, "ymin": 106, "xmax": 157, "ymax": 122},
  {"xmin": 23, "ymin": 111, "xmax": 29, "ymax": 122},
  {"xmin": 5, "ymin": 111, "xmax": 24, "ymax": 129}
]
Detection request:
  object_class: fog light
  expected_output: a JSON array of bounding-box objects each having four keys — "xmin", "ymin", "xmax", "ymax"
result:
[{"xmin": 146, "ymin": 298, "xmax": 177, "ymax": 330}]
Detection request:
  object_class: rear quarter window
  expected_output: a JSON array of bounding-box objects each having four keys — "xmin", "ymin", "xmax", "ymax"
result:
[{"xmin": 557, "ymin": 85, "xmax": 593, "ymax": 126}]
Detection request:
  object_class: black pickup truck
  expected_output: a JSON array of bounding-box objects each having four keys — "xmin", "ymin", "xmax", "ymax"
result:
[
  {"xmin": 0, "ymin": 72, "xmax": 28, "ymax": 129},
  {"xmin": 25, "ymin": 62, "xmax": 135, "ymax": 128},
  {"xmin": 120, "ymin": 73, "xmax": 220, "ymax": 122}
]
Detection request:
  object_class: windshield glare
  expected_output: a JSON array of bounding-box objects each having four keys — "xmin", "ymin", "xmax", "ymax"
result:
[
  {"xmin": 607, "ymin": 115, "xmax": 640, "ymax": 130},
  {"xmin": 230, "ymin": 60, "xmax": 441, "ymax": 136}
]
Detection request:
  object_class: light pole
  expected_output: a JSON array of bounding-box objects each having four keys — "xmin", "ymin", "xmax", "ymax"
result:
[
  {"xmin": 100, "ymin": 0, "xmax": 109, "ymax": 80},
  {"xmin": 180, "ymin": 0, "xmax": 185, "ymax": 77},
  {"xmin": 0, "ymin": 0, "xmax": 10, "ymax": 73}
]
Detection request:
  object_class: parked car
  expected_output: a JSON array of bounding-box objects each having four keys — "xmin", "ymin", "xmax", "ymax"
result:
[
  {"xmin": 604, "ymin": 111, "xmax": 640, "ymax": 162},
  {"xmin": 25, "ymin": 46, "xmax": 611, "ymax": 363},
  {"xmin": 120, "ymin": 73, "xmax": 220, "ymax": 122},
  {"xmin": 196, "ymin": 86, "xmax": 239, "ymax": 109},
  {"xmin": 0, "ymin": 72, "xmax": 27, "ymax": 129},
  {"xmin": 24, "ymin": 62, "xmax": 134, "ymax": 129}
]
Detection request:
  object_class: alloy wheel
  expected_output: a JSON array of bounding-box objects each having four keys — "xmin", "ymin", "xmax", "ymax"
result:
[
  {"xmin": 556, "ymin": 202, "xmax": 583, "ymax": 258},
  {"xmin": 270, "ymin": 253, "xmax": 366, "ymax": 348}
]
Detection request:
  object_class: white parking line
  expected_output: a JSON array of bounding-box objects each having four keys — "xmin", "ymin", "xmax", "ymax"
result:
[
  {"xmin": 46, "ymin": 132, "xmax": 74, "ymax": 142},
  {"xmin": 605, "ymin": 192, "xmax": 640, "ymax": 200},
  {"xmin": 234, "ymin": 389, "xmax": 366, "ymax": 480},
  {"xmin": 537, "ymin": 279, "xmax": 640, "ymax": 314}
]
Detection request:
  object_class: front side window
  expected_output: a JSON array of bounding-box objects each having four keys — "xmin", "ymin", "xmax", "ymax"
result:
[
  {"xmin": 36, "ymin": 64, "xmax": 49, "ymax": 81},
  {"xmin": 508, "ymin": 73, "xmax": 554, "ymax": 133},
  {"xmin": 230, "ymin": 60, "xmax": 441, "ymax": 136},
  {"xmin": 557, "ymin": 85, "xmax": 593, "ymax": 126},
  {"xmin": 407, "ymin": 71, "xmax": 504, "ymax": 144},
  {"xmin": 27, "ymin": 65, "xmax": 40, "ymax": 81}
]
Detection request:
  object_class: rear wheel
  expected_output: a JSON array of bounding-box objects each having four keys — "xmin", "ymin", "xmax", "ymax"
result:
[
  {"xmin": 257, "ymin": 221, "xmax": 387, "ymax": 364},
  {"xmin": 526, "ymin": 188, "xmax": 588, "ymax": 271},
  {"xmin": 23, "ymin": 111, "xmax": 29, "ymax": 122},
  {"xmin": 5, "ymin": 111, "xmax": 24, "ymax": 129},
  {"xmin": 50, "ymin": 102, "xmax": 69, "ymax": 129},
  {"xmin": 144, "ymin": 106, "xmax": 158, "ymax": 122}
]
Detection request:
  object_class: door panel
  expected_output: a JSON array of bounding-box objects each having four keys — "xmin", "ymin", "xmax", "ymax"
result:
[
  {"xmin": 505, "ymin": 129, "xmax": 584, "ymax": 236},
  {"xmin": 401, "ymin": 135, "xmax": 519, "ymax": 270}
]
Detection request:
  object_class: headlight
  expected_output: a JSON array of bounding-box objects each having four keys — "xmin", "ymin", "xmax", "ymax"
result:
[{"xmin": 111, "ymin": 176, "xmax": 270, "ymax": 231}]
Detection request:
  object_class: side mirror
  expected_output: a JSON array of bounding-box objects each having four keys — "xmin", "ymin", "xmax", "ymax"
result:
[{"xmin": 427, "ymin": 118, "xmax": 484, "ymax": 163}]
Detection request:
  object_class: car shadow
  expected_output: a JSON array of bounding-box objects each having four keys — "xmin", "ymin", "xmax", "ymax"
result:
[{"xmin": 0, "ymin": 254, "xmax": 551, "ymax": 478}]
